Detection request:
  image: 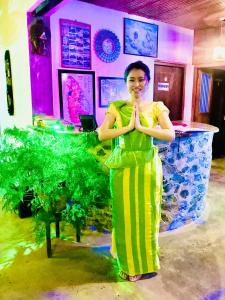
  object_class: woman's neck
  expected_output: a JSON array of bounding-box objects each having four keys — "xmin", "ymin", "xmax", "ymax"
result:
[{"xmin": 129, "ymin": 95, "xmax": 142, "ymax": 105}]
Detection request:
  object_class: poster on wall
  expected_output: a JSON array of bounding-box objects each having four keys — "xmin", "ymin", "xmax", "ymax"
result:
[
  {"xmin": 124, "ymin": 18, "xmax": 158, "ymax": 58},
  {"xmin": 60, "ymin": 19, "xmax": 91, "ymax": 69},
  {"xmin": 99, "ymin": 77, "xmax": 128, "ymax": 107},
  {"xmin": 58, "ymin": 69, "xmax": 95, "ymax": 125}
]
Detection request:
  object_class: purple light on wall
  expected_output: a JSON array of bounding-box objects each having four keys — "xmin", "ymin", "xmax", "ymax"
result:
[{"xmin": 167, "ymin": 28, "xmax": 180, "ymax": 42}]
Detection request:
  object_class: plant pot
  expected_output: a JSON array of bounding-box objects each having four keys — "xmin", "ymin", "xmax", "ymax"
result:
[{"xmin": 18, "ymin": 190, "xmax": 34, "ymax": 218}]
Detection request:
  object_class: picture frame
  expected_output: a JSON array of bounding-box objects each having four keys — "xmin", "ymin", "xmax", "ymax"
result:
[
  {"xmin": 124, "ymin": 18, "xmax": 158, "ymax": 58},
  {"xmin": 99, "ymin": 77, "xmax": 128, "ymax": 108},
  {"xmin": 60, "ymin": 19, "xmax": 91, "ymax": 69},
  {"xmin": 58, "ymin": 69, "xmax": 95, "ymax": 125}
]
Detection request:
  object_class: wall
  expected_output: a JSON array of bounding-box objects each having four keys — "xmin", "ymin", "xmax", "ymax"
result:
[
  {"xmin": 0, "ymin": 0, "xmax": 36, "ymax": 132},
  {"xmin": 50, "ymin": 0, "xmax": 194, "ymax": 125}
]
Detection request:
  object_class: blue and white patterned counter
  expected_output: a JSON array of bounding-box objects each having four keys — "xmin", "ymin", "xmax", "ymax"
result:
[{"xmin": 154, "ymin": 122, "xmax": 218, "ymax": 231}]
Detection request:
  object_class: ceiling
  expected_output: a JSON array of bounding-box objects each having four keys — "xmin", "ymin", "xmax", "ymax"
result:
[{"xmin": 79, "ymin": 0, "xmax": 225, "ymax": 30}]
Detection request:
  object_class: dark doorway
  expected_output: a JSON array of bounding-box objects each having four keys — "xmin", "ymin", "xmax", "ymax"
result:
[
  {"xmin": 210, "ymin": 71, "xmax": 225, "ymax": 157},
  {"xmin": 153, "ymin": 63, "xmax": 184, "ymax": 121},
  {"xmin": 193, "ymin": 67, "xmax": 225, "ymax": 157}
]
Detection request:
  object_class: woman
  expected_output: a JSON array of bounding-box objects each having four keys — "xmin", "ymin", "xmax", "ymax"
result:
[{"xmin": 98, "ymin": 61, "xmax": 175, "ymax": 281}]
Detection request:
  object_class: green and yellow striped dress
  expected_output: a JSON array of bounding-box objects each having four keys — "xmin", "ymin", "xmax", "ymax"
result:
[{"xmin": 105, "ymin": 100, "xmax": 169, "ymax": 276}]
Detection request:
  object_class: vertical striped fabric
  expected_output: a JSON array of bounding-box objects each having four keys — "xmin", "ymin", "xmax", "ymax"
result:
[
  {"xmin": 110, "ymin": 151, "xmax": 162, "ymax": 276},
  {"xmin": 106, "ymin": 100, "xmax": 168, "ymax": 276},
  {"xmin": 199, "ymin": 72, "xmax": 212, "ymax": 113}
]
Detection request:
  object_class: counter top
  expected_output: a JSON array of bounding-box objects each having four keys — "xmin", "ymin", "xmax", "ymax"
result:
[
  {"xmin": 173, "ymin": 121, "xmax": 219, "ymax": 133},
  {"xmin": 33, "ymin": 119, "xmax": 219, "ymax": 135}
]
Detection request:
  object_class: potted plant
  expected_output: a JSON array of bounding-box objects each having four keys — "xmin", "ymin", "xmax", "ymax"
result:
[{"xmin": 0, "ymin": 127, "xmax": 110, "ymax": 256}]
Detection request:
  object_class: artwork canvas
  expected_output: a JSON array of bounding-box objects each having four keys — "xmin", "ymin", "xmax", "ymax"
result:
[
  {"xmin": 99, "ymin": 77, "xmax": 128, "ymax": 107},
  {"xmin": 58, "ymin": 70, "xmax": 95, "ymax": 125},
  {"xmin": 124, "ymin": 18, "xmax": 158, "ymax": 58},
  {"xmin": 60, "ymin": 19, "xmax": 91, "ymax": 69}
]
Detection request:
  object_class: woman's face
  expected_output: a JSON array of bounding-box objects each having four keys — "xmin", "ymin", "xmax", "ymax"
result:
[{"xmin": 126, "ymin": 68, "xmax": 149, "ymax": 98}]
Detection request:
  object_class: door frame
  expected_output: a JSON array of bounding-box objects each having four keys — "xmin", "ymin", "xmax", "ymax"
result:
[
  {"xmin": 154, "ymin": 60, "xmax": 186, "ymax": 120},
  {"xmin": 191, "ymin": 67, "xmax": 214, "ymax": 123},
  {"xmin": 191, "ymin": 64, "xmax": 225, "ymax": 121},
  {"xmin": 191, "ymin": 67, "xmax": 198, "ymax": 121}
]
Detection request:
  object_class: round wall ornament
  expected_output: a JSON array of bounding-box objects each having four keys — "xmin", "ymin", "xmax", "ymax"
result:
[{"xmin": 94, "ymin": 29, "xmax": 121, "ymax": 63}]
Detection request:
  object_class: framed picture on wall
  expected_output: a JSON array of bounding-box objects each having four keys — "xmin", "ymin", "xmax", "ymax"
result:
[
  {"xmin": 60, "ymin": 19, "xmax": 91, "ymax": 69},
  {"xmin": 99, "ymin": 76, "xmax": 128, "ymax": 107},
  {"xmin": 58, "ymin": 69, "xmax": 95, "ymax": 125},
  {"xmin": 124, "ymin": 18, "xmax": 158, "ymax": 58}
]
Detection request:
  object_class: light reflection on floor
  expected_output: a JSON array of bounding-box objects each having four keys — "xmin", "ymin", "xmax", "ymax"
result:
[{"xmin": 201, "ymin": 288, "xmax": 225, "ymax": 300}]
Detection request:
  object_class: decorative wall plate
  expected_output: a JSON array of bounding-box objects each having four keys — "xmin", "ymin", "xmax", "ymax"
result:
[{"xmin": 94, "ymin": 29, "xmax": 121, "ymax": 63}]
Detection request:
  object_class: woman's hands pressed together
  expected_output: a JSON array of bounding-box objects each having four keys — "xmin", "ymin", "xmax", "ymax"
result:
[
  {"xmin": 134, "ymin": 105, "xmax": 142, "ymax": 130},
  {"xmin": 127, "ymin": 107, "xmax": 135, "ymax": 131},
  {"xmin": 127, "ymin": 104, "xmax": 142, "ymax": 132}
]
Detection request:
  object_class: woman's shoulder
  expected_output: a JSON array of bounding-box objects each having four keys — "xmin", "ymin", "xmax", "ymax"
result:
[
  {"xmin": 140, "ymin": 101, "xmax": 168, "ymax": 116},
  {"xmin": 106, "ymin": 100, "xmax": 126, "ymax": 116},
  {"xmin": 109, "ymin": 100, "xmax": 127, "ymax": 109},
  {"xmin": 145, "ymin": 100, "xmax": 164, "ymax": 107},
  {"xmin": 148, "ymin": 100, "xmax": 168, "ymax": 109},
  {"xmin": 152, "ymin": 101, "xmax": 169, "ymax": 116},
  {"xmin": 140, "ymin": 101, "xmax": 154, "ymax": 111}
]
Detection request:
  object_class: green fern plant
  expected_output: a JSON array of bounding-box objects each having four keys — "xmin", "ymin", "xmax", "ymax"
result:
[{"xmin": 0, "ymin": 127, "xmax": 110, "ymax": 241}]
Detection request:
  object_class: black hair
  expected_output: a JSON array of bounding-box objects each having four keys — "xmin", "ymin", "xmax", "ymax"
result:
[{"xmin": 124, "ymin": 61, "xmax": 151, "ymax": 82}]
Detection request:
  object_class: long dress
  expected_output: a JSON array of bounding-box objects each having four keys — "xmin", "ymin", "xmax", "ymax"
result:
[{"xmin": 105, "ymin": 100, "xmax": 169, "ymax": 276}]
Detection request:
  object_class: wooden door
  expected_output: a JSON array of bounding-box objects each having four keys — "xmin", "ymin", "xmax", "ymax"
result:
[
  {"xmin": 154, "ymin": 63, "xmax": 184, "ymax": 121},
  {"xmin": 193, "ymin": 69, "xmax": 213, "ymax": 123}
]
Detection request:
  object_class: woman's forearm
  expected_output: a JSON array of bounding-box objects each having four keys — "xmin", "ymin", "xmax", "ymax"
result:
[
  {"xmin": 97, "ymin": 126, "xmax": 131, "ymax": 141},
  {"xmin": 138, "ymin": 126, "xmax": 175, "ymax": 141}
]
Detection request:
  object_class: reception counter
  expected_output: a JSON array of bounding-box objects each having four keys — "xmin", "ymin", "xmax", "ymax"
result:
[{"xmin": 154, "ymin": 122, "xmax": 218, "ymax": 231}]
